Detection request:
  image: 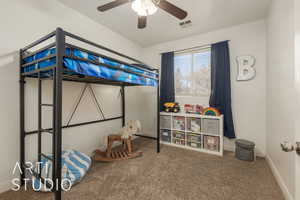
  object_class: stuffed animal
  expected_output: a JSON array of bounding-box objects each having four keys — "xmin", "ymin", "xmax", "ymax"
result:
[{"xmin": 117, "ymin": 120, "xmax": 141, "ymax": 139}]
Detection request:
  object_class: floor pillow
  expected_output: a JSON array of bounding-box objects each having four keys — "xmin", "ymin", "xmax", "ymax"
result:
[{"xmin": 32, "ymin": 149, "xmax": 92, "ymax": 192}]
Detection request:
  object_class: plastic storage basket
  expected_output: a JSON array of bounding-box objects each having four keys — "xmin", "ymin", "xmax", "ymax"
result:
[
  {"xmin": 160, "ymin": 129, "xmax": 171, "ymax": 143},
  {"xmin": 202, "ymin": 118, "xmax": 220, "ymax": 135},
  {"xmin": 203, "ymin": 135, "xmax": 220, "ymax": 152},
  {"xmin": 160, "ymin": 115, "xmax": 171, "ymax": 129},
  {"xmin": 187, "ymin": 118, "xmax": 201, "ymax": 133},
  {"xmin": 172, "ymin": 116, "xmax": 185, "ymax": 131},
  {"xmin": 235, "ymin": 139, "xmax": 255, "ymax": 161},
  {"xmin": 172, "ymin": 130, "xmax": 185, "ymax": 140}
]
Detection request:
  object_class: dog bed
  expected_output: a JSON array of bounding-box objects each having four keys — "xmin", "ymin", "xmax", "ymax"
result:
[{"xmin": 32, "ymin": 149, "xmax": 91, "ymax": 192}]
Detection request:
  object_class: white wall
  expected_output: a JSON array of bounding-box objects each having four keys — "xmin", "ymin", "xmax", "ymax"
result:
[
  {"xmin": 2, "ymin": 0, "xmax": 298, "ymax": 198},
  {"xmin": 294, "ymin": 1, "xmax": 300, "ymax": 199},
  {"xmin": 0, "ymin": 0, "xmax": 144, "ymax": 193},
  {"xmin": 141, "ymin": 20, "xmax": 267, "ymax": 156},
  {"xmin": 266, "ymin": 0, "xmax": 296, "ymax": 199}
]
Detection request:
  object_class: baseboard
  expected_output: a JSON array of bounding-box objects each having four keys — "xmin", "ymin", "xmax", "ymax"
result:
[
  {"xmin": 266, "ymin": 155, "xmax": 294, "ymax": 200},
  {"xmin": 224, "ymin": 144, "xmax": 265, "ymax": 157},
  {"xmin": 224, "ymin": 144, "xmax": 235, "ymax": 152},
  {"xmin": 0, "ymin": 180, "xmax": 11, "ymax": 194}
]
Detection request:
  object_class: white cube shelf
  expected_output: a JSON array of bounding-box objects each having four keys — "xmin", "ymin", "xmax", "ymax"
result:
[{"xmin": 160, "ymin": 112, "xmax": 224, "ymax": 156}]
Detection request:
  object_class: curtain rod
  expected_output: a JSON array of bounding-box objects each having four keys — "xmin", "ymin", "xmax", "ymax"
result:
[{"xmin": 160, "ymin": 40, "xmax": 230, "ymax": 54}]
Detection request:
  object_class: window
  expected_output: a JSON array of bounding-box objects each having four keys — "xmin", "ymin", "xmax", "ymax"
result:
[{"xmin": 174, "ymin": 48, "xmax": 211, "ymax": 98}]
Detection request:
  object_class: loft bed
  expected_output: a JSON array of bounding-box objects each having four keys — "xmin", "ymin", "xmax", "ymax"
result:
[{"xmin": 19, "ymin": 28, "xmax": 160, "ymax": 200}]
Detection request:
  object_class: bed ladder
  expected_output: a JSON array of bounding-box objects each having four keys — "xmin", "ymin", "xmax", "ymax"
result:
[
  {"xmin": 35, "ymin": 29, "xmax": 64, "ymax": 198},
  {"xmin": 34, "ymin": 29, "xmax": 64, "ymax": 200},
  {"xmin": 36, "ymin": 72, "xmax": 56, "ymax": 189},
  {"xmin": 35, "ymin": 62, "xmax": 64, "ymax": 200}
]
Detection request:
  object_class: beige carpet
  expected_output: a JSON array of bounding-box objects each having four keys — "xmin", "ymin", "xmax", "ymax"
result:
[{"xmin": 0, "ymin": 138, "xmax": 284, "ymax": 200}]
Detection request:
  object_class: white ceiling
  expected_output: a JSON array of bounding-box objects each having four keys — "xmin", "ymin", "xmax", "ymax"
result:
[{"xmin": 59, "ymin": 0, "xmax": 271, "ymax": 47}]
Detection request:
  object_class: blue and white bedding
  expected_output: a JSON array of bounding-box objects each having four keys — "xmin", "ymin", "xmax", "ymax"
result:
[
  {"xmin": 32, "ymin": 149, "xmax": 91, "ymax": 192},
  {"xmin": 22, "ymin": 48, "xmax": 158, "ymax": 87}
]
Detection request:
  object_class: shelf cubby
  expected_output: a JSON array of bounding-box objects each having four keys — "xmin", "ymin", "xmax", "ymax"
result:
[{"xmin": 160, "ymin": 112, "xmax": 223, "ymax": 156}]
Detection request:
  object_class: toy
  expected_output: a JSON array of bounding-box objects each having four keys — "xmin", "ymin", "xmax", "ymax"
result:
[
  {"xmin": 164, "ymin": 102, "xmax": 180, "ymax": 113},
  {"xmin": 195, "ymin": 105, "xmax": 204, "ymax": 114},
  {"xmin": 203, "ymin": 107, "xmax": 221, "ymax": 116},
  {"xmin": 94, "ymin": 120, "xmax": 143, "ymax": 162},
  {"xmin": 184, "ymin": 104, "xmax": 204, "ymax": 114},
  {"xmin": 184, "ymin": 104, "xmax": 194, "ymax": 113}
]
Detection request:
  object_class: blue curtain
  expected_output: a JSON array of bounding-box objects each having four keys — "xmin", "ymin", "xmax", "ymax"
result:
[
  {"xmin": 209, "ymin": 41, "xmax": 236, "ymax": 139},
  {"xmin": 160, "ymin": 52, "xmax": 175, "ymax": 111}
]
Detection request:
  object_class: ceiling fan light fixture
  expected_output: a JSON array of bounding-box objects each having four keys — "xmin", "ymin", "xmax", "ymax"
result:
[{"xmin": 132, "ymin": 0, "xmax": 158, "ymax": 16}]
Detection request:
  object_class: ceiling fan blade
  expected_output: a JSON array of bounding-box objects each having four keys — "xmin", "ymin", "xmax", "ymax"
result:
[
  {"xmin": 97, "ymin": 0, "xmax": 131, "ymax": 12},
  {"xmin": 156, "ymin": 0, "xmax": 187, "ymax": 20},
  {"xmin": 138, "ymin": 15, "xmax": 147, "ymax": 29}
]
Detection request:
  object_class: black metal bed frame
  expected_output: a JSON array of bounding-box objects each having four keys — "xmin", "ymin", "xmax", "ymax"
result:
[{"xmin": 19, "ymin": 28, "xmax": 160, "ymax": 200}]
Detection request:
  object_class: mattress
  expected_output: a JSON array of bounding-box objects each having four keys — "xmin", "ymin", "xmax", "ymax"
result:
[{"xmin": 22, "ymin": 48, "xmax": 158, "ymax": 86}]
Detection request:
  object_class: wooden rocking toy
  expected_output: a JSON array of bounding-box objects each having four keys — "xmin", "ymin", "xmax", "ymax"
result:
[{"xmin": 94, "ymin": 120, "xmax": 143, "ymax": 162}]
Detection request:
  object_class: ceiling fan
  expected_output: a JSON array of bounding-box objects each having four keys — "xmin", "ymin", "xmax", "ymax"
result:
[{"xmin": 97, "ymin": 0, "xmax": 188, "ymax": 29}]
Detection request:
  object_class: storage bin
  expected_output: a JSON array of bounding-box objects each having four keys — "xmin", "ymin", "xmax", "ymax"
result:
[
  {"xmin": 203, "ymin": 135, "xmax": 220, "ymax": 152},
  {"xmin": 187, "ymin": 141, "xmax": 201, "ymax": 149},
  {"xmin": 172, "ymin": 131, "xmax": 185, "ymax": 140},
  {"xmin": 172, "ymin": 138, "xmax": 185, "ymax": 146},
  {"xmin": 173, "ymin": 116, "xmax": 185, "ymax": 131},
  {"xmin": 235, "ymin": 139, "xmax": 255, "ymax": 161},
  {"xmin": 160, "ymin": 129, "xmax": 171, "ymax": 143},
  {"xmin": 187, "ymin": 118, "xmax": 201, "ymax": 132},
  {"xmin": 202, "ymin": 118, "xmax": 219, "ymax": 135},
  {"xmin": 187, "ymin": 133, "xmax": 202, "ymax": 143},
  {"xmin": 160, "ymin": 115, "xmax": 171, "ymax": 129}
]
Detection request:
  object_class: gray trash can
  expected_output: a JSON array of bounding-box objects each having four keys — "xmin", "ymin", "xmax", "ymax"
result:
[{"xmin": 235, "ymin": 139, "xmax": 256, "ymax": 161}]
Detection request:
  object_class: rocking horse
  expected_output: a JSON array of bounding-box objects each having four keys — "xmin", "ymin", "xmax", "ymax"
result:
[{"xmin": 94, "ymin": 120, "xmax": 143, "ymax": 162}]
